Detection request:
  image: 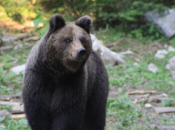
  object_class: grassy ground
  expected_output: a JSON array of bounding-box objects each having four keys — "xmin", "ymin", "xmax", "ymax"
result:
[
  {"xmin": 97, "ymin": 28, "xmax": 175, "ymax": 130},
  {"xmin": 0, "ymin": 27, "xmax": 175, "ymax": 130},
  {"xmin": 106, "ymin": 53, "xmax": 175, "ymax": 129}
]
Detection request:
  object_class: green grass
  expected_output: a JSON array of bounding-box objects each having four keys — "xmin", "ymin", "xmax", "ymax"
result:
[
  {"xmin": 107, "ymin": 51, "xmax": 175, "ymax": 96},
  {"xmin": 0, "ymin": 49, "xmax": 28, "ymax": 96},
  {"xmin": 106, "ymin": 53, "xmax": 175, "ymax": 129},
  {"xmin": 0, "ymin": 45, "xmax": 30, "ymax": 130},
  {"xmin": 101, "ymin": 27, "xmax": 175, "ymax": 129},
  {"xmin": 107, "ymin": 88, "xmax": 142, "ymax": 129},
  {"xmin": 96, "ymin": 27, "xmax": 123, "ymax": 44},
  {"xmin": 96, "ymin": 27, "xmax": 175, "ymax": 46},
  {"xmin": 1, "ymin": 28, "xmax": 175, "ymax": 129},
  {"xmin": 0, "ymin": 119, "xmax": 29, "ymax": 130}
]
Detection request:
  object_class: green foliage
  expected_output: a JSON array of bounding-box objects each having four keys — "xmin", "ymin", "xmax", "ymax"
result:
[
  {"xmin": 170, "ymin": 37, "xmax": 175, "ymax": 46},
  {"xmin": 33, "ymin": 11, "xmax": 49, "ymax": 37},
  {"xmin": 0, "ymin": 48, "xmax": 28, "ymax": 96},
  {"xmin": 107, "ymin": 51, "xmax": 175, "ymax": 96},
  {"xmin": 95, "ymin": 0, "xmax": 170, "ymax": 39},
  {"xmin": 0, "ymin": 0, "xmax": 30, "ymax": 23},
  {"xmin": 106, "ymin": 45, "xmax": 175, "ymax": 129},
  {"xmin": 0, "ymin": 119, "xmax": 29, "ymax": 130},
  {"xmin": 54, "ymin": 0, "xmax": 169, "ymax": 40},
  {"xmin": 161, "ymin": 99, "xmax": 175, "ymax": 107},
  {"xmin": 0, "ymin": 105, "xmax": 12, "ymax": 111},
  {"xmin": 107, "ymin": 88, "xmax": 142, "ymax": 128},
  {"xmin": 0, "ymin": 46, "xmax": 30, "ymax": 130},
  {"xmin": 159, "ymin": 116, "xmax": 175, "ymax": 125},
  {"xmin": 36, "ymin": 0, "xmax": 95, "ymax": 21},
  {"xmin": 1, "ymin": 0, "xmax": 175, "ymax": 39},
  {"xmin": 0, "ymin": 85, "xmax": 10, "ymax": 95},
  {"xmin": 96, "ymin": 27, "xmax": 123, "ymax": 44}
]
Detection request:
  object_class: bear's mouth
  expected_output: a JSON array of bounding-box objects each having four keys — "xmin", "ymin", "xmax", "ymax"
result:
[
  {"xmin": 75, "ymin": 54, "xmax": 86, "ymax": 61},
  {"xmin": 71, "ymin": 48, "xmax": 86, "ymax": 62}
]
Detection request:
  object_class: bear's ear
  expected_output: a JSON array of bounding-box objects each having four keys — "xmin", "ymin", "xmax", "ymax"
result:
[
  {"xmin": 75, "ymin": 16, "xmax": 92, "ymax": 34},
  {"xmin": 49, "ymin": 14, "xmax": 65, "ymax": 33}
]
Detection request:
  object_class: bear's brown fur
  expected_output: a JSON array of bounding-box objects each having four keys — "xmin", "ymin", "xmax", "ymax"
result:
[{"xmin": 23, "ymin": 14, "xmax": 109, "ymax": 130}]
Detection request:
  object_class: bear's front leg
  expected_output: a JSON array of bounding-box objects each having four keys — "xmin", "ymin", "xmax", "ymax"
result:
[
  {"xmin": 83, "ymin": 70, "xmax": 109, "ymax": 130},
  {"xmin": 23, "ymin": 72, "xmax": 52, "ymax": 130},
  {"xmin": 24, "ymin": 101, "xmax": 51, "ymax": 130},
  {"xmin": 51, "ymin": 102, "xmax": 86, "ymax": 130},
  {"xmin": 51, "ymin": 83, "xmax": 87, "ymax": 130}
]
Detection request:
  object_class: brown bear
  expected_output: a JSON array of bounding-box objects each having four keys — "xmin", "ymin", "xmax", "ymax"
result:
[{"xmin": 22, "ymin": 14, "xmax": 109, "ymax": 130}]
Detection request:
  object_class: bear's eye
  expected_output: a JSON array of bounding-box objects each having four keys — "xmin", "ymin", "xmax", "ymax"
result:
[
  {"xmin": 80, "ymin": 38, "xmax": 86, "ymax": 44},
  {"xmin": 65, "ymin": 39, "xmax": 72, "ymax": 44}
]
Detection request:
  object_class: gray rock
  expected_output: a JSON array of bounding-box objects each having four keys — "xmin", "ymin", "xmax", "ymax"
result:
[
  {"xmin": 168, "ymin": 56, "xmax": 175, "ymax": 79},
  {"xmin": 145, "ymin": 103, "xmax": 152, "ymax": 108},
  {"xmin": 120, "ymin": 50, "xmax": 133, "ymax": 55},
  {"xmin": 90, "ymin": 34, "xmax": 125, "ymax": 65},
  {"xmin": 145, "ymin": 9, "xmax": 175, "ymax": 39},
  {"xmin": 10, "ymin": 64, "xmax": 26, "ymax": 75},
  {"xmin": 168, "ymin": 46, "xmax": 175, "ymax": 52},
  {"xmin": 148, "ymin": 63, "xmax": 158, "ymax": 73},
  {"xmin": 0, "ymin": 110, "xmax": 10, "ymax": 122},
  {"xmin": 161, "ymin": 93, "xmax": 168, "ymax": 97},
  {"xmin": 165, "ymin": 64, "xmax": 171, "ymax": 70},
  {"xmin": 166, "ymin": 56, "xmax": 175, "ymax": 79},
  {"xmin": 133, "ymin": 62, "xmax": 139, "ymax": 66},
  {"xmin": 154, "ymin": 50, "xmax": 168, "ymax": 59}
]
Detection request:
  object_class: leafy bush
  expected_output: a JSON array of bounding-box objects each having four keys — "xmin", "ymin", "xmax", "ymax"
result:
[
  {"xmin": 1, "ymin": 0, "xmax": 175, "ymax": 39},
  {"xmin": 35, "ymin": 0, "xmax": 175, "ymax": 39},
  {"xmin": 0, "ymin": 1, "xmax": 30, "ymax": 23},
  {"xmin": 33, "ymin": 11, "xmax": 49, "ymax": 37}
]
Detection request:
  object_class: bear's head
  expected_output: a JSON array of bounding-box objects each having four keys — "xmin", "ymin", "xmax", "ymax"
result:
[{"xmin": 41, "ymin": 14, "xmax": 92, "ymax": 73}]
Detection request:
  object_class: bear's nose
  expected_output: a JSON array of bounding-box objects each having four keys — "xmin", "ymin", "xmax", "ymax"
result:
[{"xmin": 77, "ymin": 48, "xmax": 86, "ymax": 55}]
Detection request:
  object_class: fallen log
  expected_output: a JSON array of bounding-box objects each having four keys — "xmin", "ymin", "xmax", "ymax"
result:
[
  {"xmin": 11, "ymin": 114, "xmax": 26, "ymax": 119},
  {"xmin": 11, "ymin": 105, "xmax": 24, "ymax": 114},
  {"xmin": 0, "ymin": 95, "xmax": 11, "ymax": 101},
  {"xmin": 106, "ymin": 38, "xmax": 126, "ymax": 48},
  {"xmin": 128, "ymin": 90, "xmax": 156, "ymax": 95},
  {"xmin": 148, "ymin": 97, "xmax": 169, "ymax": 103},
  {"xmin": 133, "ymin": 94, "xmax": 150, "ymax": 98},
  {"xmin": 0, "ymin": 101, "xmax": 21, "ymax": 106},
  {"xmin": 11, "ymin": 33, "xmax": 28, "ymax": 41},
  {"xmin": 1, "ymin": 33, "xmax": 36, "ymax": 44},
  {"xmin": 0, "ymin": 46, "xmax": 13, "ymax": 51},
  {"xmin": 24, "ymin": 35, "xmax": 39, "ymax": 42},
  {"xmin": 154, "ymin": 107, "xmax": 175, "ymax": 114},
  {"xmin": 0, "ymin": 95, "xmax": 21, "ymax": 101},
  {"xmin": 149, "ymin": 125, "xmax": 175, "ymax": 130}
]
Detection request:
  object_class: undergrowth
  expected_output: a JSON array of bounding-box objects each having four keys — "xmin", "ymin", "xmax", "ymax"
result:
[{"xmin": 0, "ymin": 28, "xmax": 175, "ymax": 129}]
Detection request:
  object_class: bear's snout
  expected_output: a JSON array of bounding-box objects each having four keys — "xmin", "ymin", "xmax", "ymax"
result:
[
  {"xmin": 75, "ymin": 48, "xmax": 86, "ymax": 61},
  {"xmin": 77, "ymin": 48, "xmax": 86, "ymax": 56},
  {"xmin": 71, "ymin": 41, "xmax": 87, "ymax": 61}
]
